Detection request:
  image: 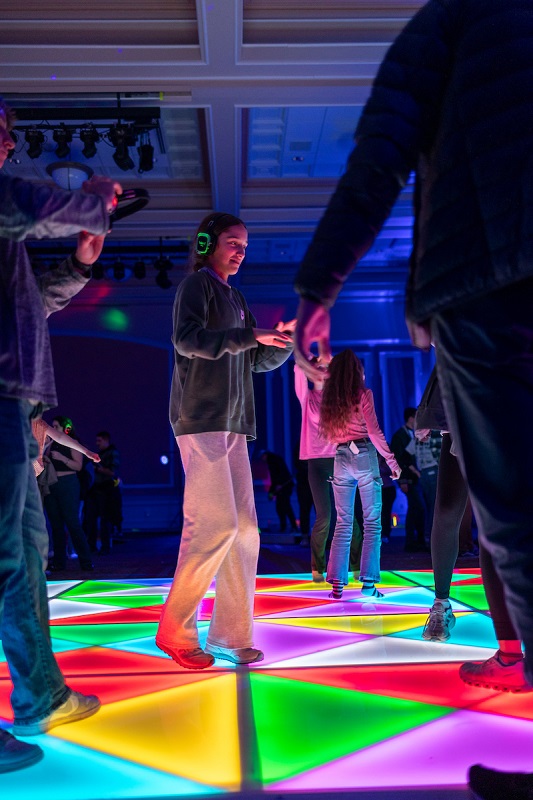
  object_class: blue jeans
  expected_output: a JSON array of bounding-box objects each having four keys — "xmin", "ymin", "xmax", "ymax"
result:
[
  {"xmin": 432, "ymin": 276, "xmax": 533, "ymax": 684},
  {"xmin": 0, "ymin": 397, "xmax": 69, "ymax": 724},
  {"xmin": 327, "ymin": 441, "xmax": 383, "ymax": 585}
]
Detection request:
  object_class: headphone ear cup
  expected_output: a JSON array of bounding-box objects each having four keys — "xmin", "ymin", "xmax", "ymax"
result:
[{"xmin": 196, "ymin": 232, "xmax": 213, "ymax": 255}]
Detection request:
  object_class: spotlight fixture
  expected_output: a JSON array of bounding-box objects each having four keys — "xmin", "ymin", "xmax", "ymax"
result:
[
  {"xmin": 154, "ymin": 256, "xmax": 173, "ymax": 272},
  {"xmin": 138, "ymin": 132, "xmax": 154, "ymax": 173},
  {"xmin": 133, "ymin": 259, "xmax": 146, "ymax": 279},
  {"xmin": 25, "ymin": 128, "xmax": 45, "ymax": 159},
  {"xmin": 80, "ymin": 124, "xmax": 100, "ymax": 159},
  {"xmin": 154, "ymin": 253, "xmax": 173, "ymax": 289},
  {"xmin": 109, "ymin": 124, "xmax": 136, "ymax": 171},
  {"xmin": 91, "ymin": 261, "xmax": 104, "ymax": 280},
  {"xmin": 113, "ymin": 259, "xmax": 127, "ymax": 281},
  {"xmin": 53, "ymin": 124, "xmax": 72, "ymax": 159},
  {"xmin": 155, "ymin": 269, "xmax": 173, "ymax": 290}
]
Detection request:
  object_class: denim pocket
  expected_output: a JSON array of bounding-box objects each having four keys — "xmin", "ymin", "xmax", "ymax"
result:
[{"xmin": 354, "ymin": 446, "xmax": 371, "ymax": 473}]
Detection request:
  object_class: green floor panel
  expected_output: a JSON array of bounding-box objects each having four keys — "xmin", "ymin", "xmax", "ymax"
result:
[
  {"xmin": 449, "ymin": 584, "xmax": 488, "ymax": 611},
  {"xmin": 250, "ymin": 672, "xmax": 451, "ymax": 784},
  {"xmin": 391, "ymin": 571, "xmax": 435, "ymax": 587},
  {"xmin": 49, "ymin": 622, "xmax": 159, "ymax": 645},
  {"xmin": 60, "ymin": 581, "xmax": 146, "ymax": 598},
  {"xmin": 69, "ymin": 594, "xmax": 166, "ymax": 609},
  {"xmin": 376, "ymin": 571, "xmax": 420, "ymax": 587}
]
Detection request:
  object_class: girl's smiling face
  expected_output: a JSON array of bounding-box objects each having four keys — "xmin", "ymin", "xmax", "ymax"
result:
[{"xmin": 208, "ymin": 224, "xmax": 248, "ymax": 282}]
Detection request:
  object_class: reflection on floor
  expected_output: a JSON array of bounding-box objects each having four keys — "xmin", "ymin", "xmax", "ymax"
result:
[{"xmin": 1, "ymin": 569, "xmax": 532, "ymax": 800}]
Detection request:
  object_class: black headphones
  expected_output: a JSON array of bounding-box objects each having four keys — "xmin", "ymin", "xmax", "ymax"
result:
[{"xmin": 195, "ymin": 213, "xmax": 233, "ymax": 256}]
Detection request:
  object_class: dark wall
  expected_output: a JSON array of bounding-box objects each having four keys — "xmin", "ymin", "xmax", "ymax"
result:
[{"xmin": 46, "ymin": 276, "xmax": 433, "ymax": 529}]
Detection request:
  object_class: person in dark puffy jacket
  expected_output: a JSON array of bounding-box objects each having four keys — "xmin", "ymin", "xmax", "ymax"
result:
[{"xmin": 293, "ymin": 3, "xmax": 533, "ymax": 794}]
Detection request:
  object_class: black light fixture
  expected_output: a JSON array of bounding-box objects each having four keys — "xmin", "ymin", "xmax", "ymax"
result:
[
  {"xmin": 155, "ymin": 269, "xmax": 173, "ymax": 290},
  {"xmin": 25, "ymin": 128, "xmax": 45, "ymax": 159},
  {"xmin": 80, "ymin": 124, "xmax": 100, "ymax": 159},
  {"xmin": 53, "ymin": 124, "xmax": 72, "ymax": 159},
  {"xmin": 138, "ymin": 132, "xmax": 154, "ymax": 173},
  {"xmin": 109, "ymin": 124, "xmax": 135, "ymax": 171},
  {"xmin": 133, "ymin": 259, "xmax": 146, "ymax": 279},
  {"xmin": 113, "ymin": 259, "xmax": 127, "ymax": 281},
  {"xmin": 91, "ymin": 261, "xmax": 104, "ymax": 280},
  {"xmin": 154, "ymin": 242, "xmax": 173, "ymax": 289}
]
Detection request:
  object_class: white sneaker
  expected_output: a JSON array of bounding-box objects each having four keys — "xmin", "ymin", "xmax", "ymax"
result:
[{"xmin": 422, "ymin": 600, "xmax": 456, "ymax": 642}]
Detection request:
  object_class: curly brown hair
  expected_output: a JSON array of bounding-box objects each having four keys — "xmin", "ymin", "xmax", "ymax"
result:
[{"xmin": 319, "ymin": 349, "xmax": 366, "ymax": 442}]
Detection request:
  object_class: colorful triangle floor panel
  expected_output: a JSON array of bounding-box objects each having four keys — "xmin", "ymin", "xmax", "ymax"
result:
[{"xmin": 1, "ymin": 569, "xmax": 532, "ymax": 798}]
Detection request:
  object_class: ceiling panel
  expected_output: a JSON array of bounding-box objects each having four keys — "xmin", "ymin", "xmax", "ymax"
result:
[{"xmin": 0, "ymin": 0, "xmax": 420, "ymax": 289}]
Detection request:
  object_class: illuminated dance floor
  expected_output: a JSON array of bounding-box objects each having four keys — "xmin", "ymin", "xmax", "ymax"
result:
[{"xmin": 2, "ymin": 569, "xmax": 533, "ymax": 799}]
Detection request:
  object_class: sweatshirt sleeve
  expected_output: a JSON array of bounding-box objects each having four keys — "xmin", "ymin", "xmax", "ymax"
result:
[
  {"xmin": 37, "ymin": 255, "xmax": 91, "ymax": 318},
  {"xmin": 240, "ymin": 291, "xmax": 294, "ymax": 373},
  {"xmin": 174, "ymin": 274, "xmax": 258, "ymax": 360},
  {"xmin": 361, "ymin": 389, "xmax": 397, "ymax": 468},
  {"xmin": 0, "ymin": 176, "xmax": 108, "ymax": 241}
]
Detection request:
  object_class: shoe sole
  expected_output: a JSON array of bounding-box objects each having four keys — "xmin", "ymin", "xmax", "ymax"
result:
[
  {"xmin": 422, "ymin": 632, "xmax": 451, "ymax": 642},
  {"xmin": 13, "ymin": 699, "xmax": 100, "ymax": 736},
  {"xmin": 460, "ymin": 676, "xmax": 533, "ymax": 693},
  {"xmin": 205, "ymin": 648, "xmax": 264, "ymax": 665},
  {"xmin": 0, "ymin": 747, "xmax": 44, "ymax": 773},
  {"xmin": 155, "ymin": 640, "xmax": 214, "ymax": 670}
]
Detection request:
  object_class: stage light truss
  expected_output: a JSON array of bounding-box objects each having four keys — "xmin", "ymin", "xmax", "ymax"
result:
[{"xmin": 13, "ymin": 106, "xmax": 163, "ymax": 173}]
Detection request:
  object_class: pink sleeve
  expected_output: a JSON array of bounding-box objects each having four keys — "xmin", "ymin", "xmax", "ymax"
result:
[
  {"xmin": 361, "ymin": 390, "xmax": 397, "ymax": 466},
  {"xmin": 293, "ymin": 363, "xmax": 308, "ymax": 403}
]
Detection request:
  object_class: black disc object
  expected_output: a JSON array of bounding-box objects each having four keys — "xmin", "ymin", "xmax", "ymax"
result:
[{"xmin": 109, "ymin": 188, "xmax": 150, "ymax": 226}]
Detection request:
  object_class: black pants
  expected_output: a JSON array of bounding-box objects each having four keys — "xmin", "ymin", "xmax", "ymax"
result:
[
  {"xmin": 403, "ymin": 482, "xmax": 426, "ymax": 550},
  {"xmin": 83, "ymin": 483, "xmax": 120, "ymax": 551},
  {"xmin": 307, "ymin": 457, "xmax": 363, "ymax": 574},
  {"xmin": 275, "ymin": 482, "xmax": 297, "ymax": 531},
  {"xmin": 433, "ymin": 276, "xmax": 533, "ymax": 679}
]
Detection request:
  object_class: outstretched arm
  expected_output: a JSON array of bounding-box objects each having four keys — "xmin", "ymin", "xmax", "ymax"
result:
[
  {"xmin": 43, "ymin": 423, "xmax": 100, "ymax": 463},
  {"xmin": 294, "ymin": 298, "xmax": 331, "ymax": 382}
]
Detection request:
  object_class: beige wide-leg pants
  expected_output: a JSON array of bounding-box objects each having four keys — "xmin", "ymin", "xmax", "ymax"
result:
[{"xmin": 157, "ymin": 431, "xmax": 260, "ymax": 650}]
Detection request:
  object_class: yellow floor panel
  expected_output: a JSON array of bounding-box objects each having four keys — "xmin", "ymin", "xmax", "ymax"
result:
[{"xmin": 52, "ymin": 673, "xmax": 242, "ymax": 790}]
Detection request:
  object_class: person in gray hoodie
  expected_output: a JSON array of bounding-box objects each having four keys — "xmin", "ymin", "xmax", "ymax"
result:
[
  {"xmin": 156, "ymin": 212, "xmax": 294, "ymax": 670},
  {"xmin": 0, "ymin": 98, "xmax": 121, "ymax": 772}
]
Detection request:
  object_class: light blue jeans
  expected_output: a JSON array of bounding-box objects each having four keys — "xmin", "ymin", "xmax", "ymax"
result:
[
  {"xmin": 327, "ymin": 441, "xmax": 383, "ymax": 586},
  {"xmin": 0, "ymin": 397, "xmax": 69, "ymax": 725}
]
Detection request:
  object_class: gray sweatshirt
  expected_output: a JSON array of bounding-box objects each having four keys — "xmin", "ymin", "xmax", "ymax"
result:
[
  {"xmin": 169, "ymin": 268, "xmax": 293, "ymax": 439},
  {"xmin": 0, "ymin": 175, "xmax": 108, "ymax": 407}
]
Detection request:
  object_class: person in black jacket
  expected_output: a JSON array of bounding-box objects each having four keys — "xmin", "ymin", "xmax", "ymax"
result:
[
  {"xmin": 293, "ymin": 4, "xmax": 533, "ymax": 791},
  {"xmin": 156, "ymin": 212, "xmax": 294, "ymax": 671},
  {"xmin": 390, "ymin": 408, "xmax": 426, "ymax": 552},
  {"xmin": 261, "ymin": 450, "xmax": 299, "ymax": 533}
]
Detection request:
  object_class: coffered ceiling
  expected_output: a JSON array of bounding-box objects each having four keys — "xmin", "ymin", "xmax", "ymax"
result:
[{"xmin": 0, "ymin": 0, "xmax": 424, "ymax": 290}]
